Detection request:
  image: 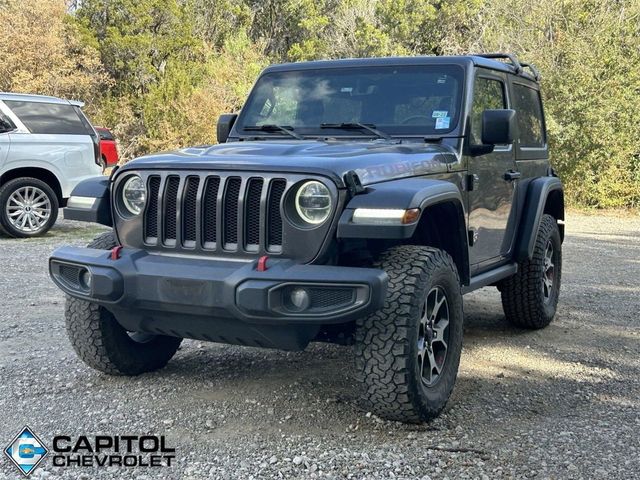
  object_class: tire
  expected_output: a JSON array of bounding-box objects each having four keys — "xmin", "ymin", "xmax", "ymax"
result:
[
  {"xmin": 355, "ymin": 245, "xmax": 464, "ymax": 423},
  {"xmin": 65, "ymin": 231, "xmax": 182, "ymax": 375},
  {"xmin": 0, "ymin": 177, "xmax": 59, "ymax": 238},
  {"xmin": 499, "ymin": 214, "xmax": 562, "ymax": 329}
]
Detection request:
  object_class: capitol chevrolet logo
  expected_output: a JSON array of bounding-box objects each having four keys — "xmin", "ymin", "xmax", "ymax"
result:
[{"xmin": 4, "ymin": 426, "xmax": 49, "ymax": 477}]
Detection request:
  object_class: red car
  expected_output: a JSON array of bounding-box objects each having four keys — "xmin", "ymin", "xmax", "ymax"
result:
[{"xmin": 94, "ymin": 126, "xmax": 119, "ymax": 167}]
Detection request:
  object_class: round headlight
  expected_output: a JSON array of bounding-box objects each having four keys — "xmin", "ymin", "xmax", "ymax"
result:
[
  {"xmin": 295, "ymin": 181, "xmax": 332, "ymax": 225},
  {"xmin": 121, "ymin": 175, "xmax": 147, "ymax": 215}
]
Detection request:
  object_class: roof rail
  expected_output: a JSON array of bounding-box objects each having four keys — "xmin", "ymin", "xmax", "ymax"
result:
[
  {"xmin": 472, "ymin": 53, "xmax": 541, "ymax": 81},
  {"xmin": 519, "ymin": 62, "xmax": 541, "ymax": 81},
  {"xmin": 473, "ymin": 53, "xmax": 522, "ymax": 73}
]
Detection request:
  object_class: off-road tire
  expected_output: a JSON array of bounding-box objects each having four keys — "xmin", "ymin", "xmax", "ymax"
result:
[
  {"xmin": 0, "ymin": 177, "xmax": 59, "ymax": 238},
  {"xmin": 355, "ymin": 245, "xmax": 464, "ymax": 423},
  {"xmin": 86, "ymin": 230, "xmax": 118, "ymax": 250},
  {"xmin": 65, "ymin": 231, "xmax": 182, "ymax": 375},
  {"xmin": 500, "ymin": 214, "xmax": 562, "ymax": 329}
]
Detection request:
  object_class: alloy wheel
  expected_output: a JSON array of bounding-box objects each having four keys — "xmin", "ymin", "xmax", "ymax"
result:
[
  {"xmin": 542, "ymin": 239, "xmax": 555, "ymax": 303},
  {"xmin": 417, "ymin": 286, "xmax": 450, "ymax": 387},
  {"xmin": 6, "ymin": 186, "xmax": 52, "ymax": 234}
]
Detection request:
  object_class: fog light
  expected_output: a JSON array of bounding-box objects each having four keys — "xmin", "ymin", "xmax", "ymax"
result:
[
  {"xmin": 80, "ymin": 269, "xmax": 92, "ymax": 290},
  {"xmin": 288, "ymin": 287, "xmax": 311, "ymax": 312}
]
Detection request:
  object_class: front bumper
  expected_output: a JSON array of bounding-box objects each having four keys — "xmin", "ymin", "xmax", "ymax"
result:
[{"xmin": 49, "ymin": 246, "xmax": 387, "ymax": 349}]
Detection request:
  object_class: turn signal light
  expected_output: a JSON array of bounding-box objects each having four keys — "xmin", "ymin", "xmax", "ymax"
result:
[{"xmin": 352, "ymin": 208, "xmax": 421, "ymax": 225}]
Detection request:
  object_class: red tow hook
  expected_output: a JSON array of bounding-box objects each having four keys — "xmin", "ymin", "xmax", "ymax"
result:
[
  {"xmin": 111, "ymin": 245, "xmax": 123, "ymax": 260},
  {"xmin": 257, "ymin": 255, "xmax": 269, "ymax": 272}
]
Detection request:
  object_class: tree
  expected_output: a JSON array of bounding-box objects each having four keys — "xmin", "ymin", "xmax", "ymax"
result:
[
  {"xmin": 74, "ymin": 0, "xmax": 268, "ymax": 158},
  {"xmin": 139, "ymin": 33, "xmax": 267, "ymax": 155},
  {"xmin": 192, "ymin": 0, "xmax": 253, "ymax": 48},
  {"xmin": 0, "ymin": 0, "xmax": 107, "ymax": 103},
  {"xmin": 75, "ymin": 0, "xmax": 204, "ymax": 95}
]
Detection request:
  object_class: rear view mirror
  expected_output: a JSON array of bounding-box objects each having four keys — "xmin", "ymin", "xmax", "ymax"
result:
[
  {"xmin": 481, "ymin": 109, "xmax": 516, "ymax": 145},
  {"xmin": 217, "ymin": 113, "xmax": 238, "ymax": 144}
]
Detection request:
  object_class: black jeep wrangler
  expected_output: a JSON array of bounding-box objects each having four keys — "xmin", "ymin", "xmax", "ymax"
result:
[{"xmin": 50, "ymin": 53, "xmax": 564, "ymax": 423}]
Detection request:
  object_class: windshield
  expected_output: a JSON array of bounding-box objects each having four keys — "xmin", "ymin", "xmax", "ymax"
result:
[{"xmin": 236, "ymin": 64, "xmax": 464, "ymax": 138}]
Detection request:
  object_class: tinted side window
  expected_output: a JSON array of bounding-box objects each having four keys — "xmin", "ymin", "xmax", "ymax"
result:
[
  {"xmin": 0, "ymin": 110, "xmax": 16, "ymax": 133},
  {"xmin": 471, "ymin": 77, "xmax": 506, "ymax": 144},
  {"xmin": 4, "ymin": 101, "xmax": 91, "ymax": 135},
  {"xmin": 96, "ymin": 129, "xmax": 114, "ymax": 141},
  {"xmin": 513, "ymin": 84, "xmax": 545, "ymax": 147}
]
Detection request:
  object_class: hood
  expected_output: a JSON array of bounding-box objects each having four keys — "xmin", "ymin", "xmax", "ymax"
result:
[{"xmin": 124, "ymin": 140, "xmax": 459, "ymax": 186}]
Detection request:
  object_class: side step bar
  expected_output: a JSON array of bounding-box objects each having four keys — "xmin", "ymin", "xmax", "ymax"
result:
[{"xmin": 462, "ymin": 263, "xmax": 518, "ymax": 294}]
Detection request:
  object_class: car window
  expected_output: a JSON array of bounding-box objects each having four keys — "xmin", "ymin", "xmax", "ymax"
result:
[
  {"xmin": 0, "ymin": 110, "xmax": 15, "ymax": 133},
  {"xmin": 471, "ymin": 76, "xmax": 506, "ymax": 145},
  {"xmin": 96, "ymin": 129, "xmax": 114, "ymax": 141},
  {"xmin": 237, "ymin": 65, "xmax": 464, "ymax": 137},
  {"xmin": 512, "ymin": 83, "xmax": 545, "ymax": 147},
  {"xmin": 3, "ymin": 100, "xmax": 92, "ymax": 135}
]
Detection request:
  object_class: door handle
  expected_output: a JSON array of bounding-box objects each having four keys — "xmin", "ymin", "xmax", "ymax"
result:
[{"xmin": 504, "ymin": 170, "xmax": 521, "ymax": 181}]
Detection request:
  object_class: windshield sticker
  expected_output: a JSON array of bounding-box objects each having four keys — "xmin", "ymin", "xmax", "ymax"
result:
[
  {"xmin": 435, "ymin": 117, "xmax": 450, "ymax": 129},
  {"xmin": 432, "ymin": 110, "xmax": 448, "ymax": 118}
]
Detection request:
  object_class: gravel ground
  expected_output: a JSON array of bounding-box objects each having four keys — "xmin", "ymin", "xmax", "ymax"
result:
[{"xmin": 0, "ymin": 212, "xmax": 638, "ymax": 479}]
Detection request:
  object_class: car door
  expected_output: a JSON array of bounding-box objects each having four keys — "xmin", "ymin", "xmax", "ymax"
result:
[
  {"xmin": 0, "ymin": 107, "xmax": 15, "ymax": 168},
  {"xmin": 467, "ymin": 70, "xmax": 518, "ymax": 269}
]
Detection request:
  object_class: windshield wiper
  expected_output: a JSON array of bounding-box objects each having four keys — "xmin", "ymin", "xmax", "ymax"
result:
[
  {"xmin": 320, "ymin": 122, "xmax": 392, "ymax": 140},
  {"xmin": 243, "ymin": 124, "xmax": 303, "ymax": 140}
]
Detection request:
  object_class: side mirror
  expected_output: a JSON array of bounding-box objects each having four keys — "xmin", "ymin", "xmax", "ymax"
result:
[
  {"xmin": 481, "ymin": 109, "xmax": 516, "ymax": 145},
  {"xmin": 217, "ymin": 113, "xmax": 238, "ymax": 144}
]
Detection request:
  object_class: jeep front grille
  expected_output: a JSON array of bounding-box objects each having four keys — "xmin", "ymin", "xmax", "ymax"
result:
[{"xmin": 143, "ymin": 173, "xmax": 287, "ymax": 253}]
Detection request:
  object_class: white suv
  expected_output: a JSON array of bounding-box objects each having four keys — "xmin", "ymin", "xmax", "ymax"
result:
[{"xmin": 0, "ymin": 93, "xmax": 103, "ymax": 237}]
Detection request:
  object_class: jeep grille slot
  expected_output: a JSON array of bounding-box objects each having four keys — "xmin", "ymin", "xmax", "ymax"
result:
[
  {"xmin": 139, "ymin": 173, "xmax": 293, "ymax": 257},
  {"xmin": 182, "ymin": 176, "xmax": 200, "ymax": 247},
  {"xmin": 163, "ymin": 176, "xmax": 180, "ymax": 245},
  {"xmin": 223, "ymin": 177, "xmax": 242, "ymax": 249},
  {"xmin": 267, "ymin": 179, "xmax": 286, "ymax": 251},
  {"xmin": 245, "ymin": 178, "xmax": 263, "ymax": 251},
  {"xmin": 145, "ymin": 176, "xmax": 161, "ymax": 240},
  {"xmin": 202, "ymin": 177, "xmax": 220, "ymax": 248}
]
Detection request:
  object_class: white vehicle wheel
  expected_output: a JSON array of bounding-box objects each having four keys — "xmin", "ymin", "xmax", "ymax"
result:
[{"xmin": 0, "ymin": 177, "xmax": 59, "ymax": 237}]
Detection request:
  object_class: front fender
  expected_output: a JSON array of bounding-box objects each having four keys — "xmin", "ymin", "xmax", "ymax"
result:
[
  {"xmin": 337, "ymin": 178, "xmax": 464, "ymax": 239},
  {"xmin": 514, "ymin": 176, "xmax": 563, "ymax": 261},
  {"xmin": 63, "ymin": 176, "xmax": 112, "ymax": 226}
]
